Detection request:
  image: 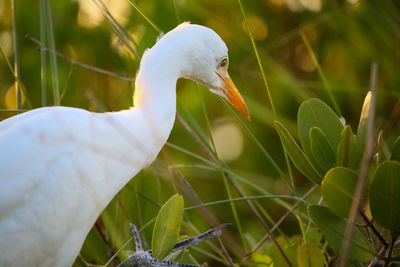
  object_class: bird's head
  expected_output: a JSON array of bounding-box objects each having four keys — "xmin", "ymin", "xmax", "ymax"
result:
[{"xmin": 158, "ymin": 23, "xmax": 250, "ymax": 120}]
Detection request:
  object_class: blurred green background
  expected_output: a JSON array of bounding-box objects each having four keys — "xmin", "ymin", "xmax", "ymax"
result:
[{"xmin": 1, "ymin": 0, "xmax": 399, "ymax": 266}]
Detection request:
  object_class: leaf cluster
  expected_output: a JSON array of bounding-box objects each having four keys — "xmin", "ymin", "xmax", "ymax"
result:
[{"xmin": 275, "ymin": 93, "xmax": 400, "ymax": 265}]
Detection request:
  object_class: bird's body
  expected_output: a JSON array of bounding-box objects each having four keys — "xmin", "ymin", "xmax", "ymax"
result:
[{"xmin": 0, "ymin": 23, "xmax": 248, "ymax": 266}]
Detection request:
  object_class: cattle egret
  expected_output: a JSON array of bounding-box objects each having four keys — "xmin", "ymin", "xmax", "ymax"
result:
[{"xmin": 0, "ymin": 23, "xmax": 249, "ymax": 266}]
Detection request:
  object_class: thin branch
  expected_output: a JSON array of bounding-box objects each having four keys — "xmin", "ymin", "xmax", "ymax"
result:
[
  {"xmin": 25, "ymin": 34, "xmax": 135, "ymax": 82},
  {"xmin": 60, "ymin": 63, "xmax": 74, "ymax": 103},
  {"xmin": 359, "ymin": 209, "xmax": 388, "ymax": 248},
  {"xmin": 94, "ymin": 218, "xmax": 119, "ymax": 265},
  {"xmin": 242, "ymin": 184, "xmax": 318, "ymax": 262},
  {"xmin": 176, "ymin": 113, "xmax": 293, "ymax": 267},
  {"xmin": 162, "ymin": 147, "xmax": 235, "ymax": 266},
  {"xmin": 338, "ymin": 62, "xmax": 379, "ymax": 266},
  {"xmin": 384, "ymin": 231, "xmax": 399, "ymax": 267},
  {"xmin": 176, "ymin": 172, "xmax": 235, "ymax": 267}
]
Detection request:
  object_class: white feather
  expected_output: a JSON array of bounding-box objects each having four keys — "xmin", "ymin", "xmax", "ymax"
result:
[{"xmin": 0, "ymin": 24, "xmax": 229, "ymax": 266}]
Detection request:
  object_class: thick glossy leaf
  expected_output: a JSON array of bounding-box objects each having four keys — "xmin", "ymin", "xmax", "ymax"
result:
[
  {"xmin": 391, "ymin": 137, "xmax": 400, "ymax": 162},
  {"xmin": 297, "ymin": 241, "xmax": 327, "ymax": 267},
  {"xmin": 308, "ymin": 205, "xmax": 374, "ymax": 262},
  {"xmin": 251, "ymin": 252, "xmax": 273, "ymax": 267},
  {"xmin": 337, "ymin": 125, "xmax": 360, "ymax": 170},
  {"xmin": 309, "ymin": 127, "xmax": 336, "ymax": 173},
  {"xmin": 377, "ymin": 131, "xmax": 389, "ymax": 164},
  {"xmin": 275, "ymin": 121, "xmax": 322, "ymax": 184},
  {"xmin": 305, "ymin": 227, "xmax": 322, "ymax": 243},
  {"xmin": 152, "ymin": 194, "xmax": 184, "ymax": 259},
  {"xmin": 321, "ymin": 167, "xmax": 358, "ymax": 218},
  {"xmin": 370, "ymin": 161, "xmax": 400, "ymax": 230},
  {"xmin": 356, "ymin": 91, "xmax": 371, "ymax": 165},
  {"xmin": 298, "ymin": 98, "xmax": 344, "ymax": 176},
  {"xmin": 356, "ymin": 91, "xmax": 371, "ymax": 145},
  {"xmin": 268, "ymin": 235, "xmax": 299, "ymax": 267}
]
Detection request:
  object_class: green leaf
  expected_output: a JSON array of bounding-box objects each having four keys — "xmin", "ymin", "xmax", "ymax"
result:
[
  {"xmin": 305, "ymin": 227, "xmax": 322, "ymax": 243},
  {"xmin": 337, "ymin": 125, "xmax": 361, "ymax": 170},
  {"xmin": 251, "ymin": 252, "xmax": 274, "ymax": 267},
  {"xmin": 297, "ymin": 241, "xmax": 327, "ymax": 267},
  {"xmin": 321, "ymin": 167, "xmax": 358, "ymax": 218},
  {"xmin": 298, "ymin": 98, "xmax": 344, "ymax": 176},
  {"xmin": 356, "ymin": 91, "xmax": 371, "ymax": 145},
  {"xmin": 308, "ymin": 205, "xmax": 374, "ymax": 262},
  {"xmin": 309, "ymin": 127, "xmax": 336, "ymax": 173},
  {"xmin": 268, "ymin": 235, "xmax": 299, "ymax": 267},
  {"xmin": 391, "ymin": 137, "xmax": 400, "ymax": 162},
  {"xmin": 152, "ymin": 194, "xmax": 184, "ymax": 259},
  {"xmin": 275, "ymin": 121, "xmax": 322, "ymax": 184},
  {"xmin": 370, "ymin": 161, "xmax": 400, "ymax": 230},
  {"xmin": 356, "ymin": 91, "xmax": 371, "ymax": 164},
  {"xmin": 377, "ymin": 131, "xmax": 389, "ymax": 164}
]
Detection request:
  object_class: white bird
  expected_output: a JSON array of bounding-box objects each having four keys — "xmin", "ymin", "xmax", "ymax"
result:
[{"xmin": 0, "ymin": 23, "xmax": 249, "ymax": 267}]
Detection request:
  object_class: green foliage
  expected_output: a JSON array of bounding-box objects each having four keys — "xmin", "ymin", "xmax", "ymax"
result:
[
  {"xmin": 391, "ymin": 137, "xmax": 400, "ymax": 162},
  {"xmin": 356, "ymin": 91, "xmax": 371, "ymax": 149},
  {"xmin": 297, "ymin": 241, "xmax": 326, "ymax": 267},
  {"xmin": 297, "ymin": 98, "xmax": 344, "ymax": 176},
  {"xmin": 251, "ymin": 252, "xmax": 273, "ymax": 267},
  {"xmin": 309, "ymin": 126, "xmax": 336, "ymax": 172},
  {"xmin": 267, "ymin": 236, "xmax": 299, "ymax": 267},
  {"xmin": 370, "ymin": 161, "xmax": 400, "ymax": 230},
  {"xmin": 321, "ymin": 167, "xmax": 358, "ymax": 218},
  {"xmin": 274, "ymin": 121, "xmax": 322, "ymax": 184},
  {"xmin": 337, "ymin": 125, "xmax": 360, "ymax": 169},
  {"xmin": 2, "ymin": 0, "xmax": 400, "ymax": 266},
  {"xmin": 308, "ymin": 205, "xmax": 374, "ymax": 263},
  {"xmin": 152, "ymin": 194, "xmax": 184, "ymax": 259},
  {"xmin": 376, "ymin": 131, "xmax": 389, "ymax": 164}
]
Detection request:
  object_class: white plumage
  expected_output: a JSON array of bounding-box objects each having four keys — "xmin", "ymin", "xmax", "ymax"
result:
[{"xmin": 0, "ymin": 23, "xmax": 249, "ymax": 266}]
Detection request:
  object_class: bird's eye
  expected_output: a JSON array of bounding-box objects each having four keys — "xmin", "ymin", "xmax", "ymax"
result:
[{"xmin": 219, "ymin": 57, "xmax": 228, "ymax": 67}]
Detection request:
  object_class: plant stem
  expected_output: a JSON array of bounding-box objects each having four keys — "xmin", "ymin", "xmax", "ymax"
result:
[
  {"xmin": 11, "ymin": 0, "xmax": 21, "ymax": 109},
  {"xmin": 236, "ymin": 0, "xmax": 276, "ymax": 117},
  {"xmin": 242, "ymin": 184, "xmax": 317, "ymax": 262},
  {"xmin": 338, "ymin": 62, "xmax": 378, "ymax": 267},
  {"xmin": 176, "ymin": 172, "xmax": 235, "ymax": 267},
  {"xmin": 301, "ymin": 33, "xmax": 342, "ymax": 117},
  {"xmin": 127, "ymin": 0, "xmax": 162, "ymax": 33},
  {"xmin": 26, "ymin": 35, "xmax": 135, "ymax": 82},
  {"xmin": 359, "ymin": 209, "xmax": 388, "ymax": 248},
  {"xmin": 40, "ymin": 0, "xmax": 47, "ymax": 107},
  {"xmin": 384, "ymin": 231, "xmax": 399, "ymax": 267},
  {"xmin": 177, "ymin": 113, "xmax": 293, "ymax": 267},
  {"xmin": 44, "ymin": 0, "xmax": 60, "ymax": 105}
]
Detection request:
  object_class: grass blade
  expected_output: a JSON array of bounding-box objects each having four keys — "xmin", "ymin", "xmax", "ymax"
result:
[
  {"xmin": 92, "ymin": 0, "xmax": 141, "ymax": 59},
  {"xmin": 11, "ymin": 0, "xmax": 21, "ymax": 109},
  {"xmin": 301, "ymin": 34, "xmax": 342, "ymax": 117},
  {"xmin": 44, "ymin": 0, "xmax": 60, "ymax": 105},
  {"xmin": 40, "ymin": 0, "xmax": 47, "ymax": 107},
  {"xmin": 237, "ymin": 0, "xmax": 297, "ymax": 194},
  {"xmin": 126, "ymin": 0, "xmax": 162, "ymax": 33},
  {"xmin": 219, "ymin": 97, "xmax": 288, "ymax": 180},
  {"xmin": 0, "ymin": 43, "xmax": 32, "ymax": 109},
  {"xmin": 184, "ymin": 195, "xmax": 308, "ymax": 211},
  {"xmin": 236, "ymin": 0, "xmax": 276, "ymax": 117}
]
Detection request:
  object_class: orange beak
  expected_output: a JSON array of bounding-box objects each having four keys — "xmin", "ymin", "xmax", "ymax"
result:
[{"xmin": 216, "ymin": 68, "xmax": 250, "ymax": 120}]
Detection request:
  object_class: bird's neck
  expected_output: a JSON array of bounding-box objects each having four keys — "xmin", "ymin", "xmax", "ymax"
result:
[
  {"xmin": 94, "ymin": 45, "xmax": 186, "ymax": 212},
  {"xmin": 133, "ymin": 43, "xmax": 183, "ymax": 112},
  {"xmin": 134, "ymin": 67, "xmax": 178, "ymax": 121},
  {"xmin": 132, "ymin": 44, "xmax": 185, "ymax": 142},
  {"xmin": 133, "ymin": 51, "xmax": 180, "ymax": 140}
]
